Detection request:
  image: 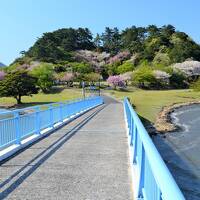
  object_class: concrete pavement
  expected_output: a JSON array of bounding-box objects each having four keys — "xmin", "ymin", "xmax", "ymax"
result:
[{"xmin": 0, "ymin": 96, "xmax": 133, "ymax": 200}]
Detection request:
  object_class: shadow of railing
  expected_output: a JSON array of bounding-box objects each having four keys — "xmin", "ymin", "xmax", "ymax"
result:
[{"xmin": 0, "ymin": 105, "xmax": 106, "ymax": 199}]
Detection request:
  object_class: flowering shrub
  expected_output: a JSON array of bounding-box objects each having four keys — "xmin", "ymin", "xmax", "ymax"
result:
[
  {"xmin": 75, "ymin": 50, "xmax": 110, "ymax": 70},
  {"xmin": 173, "ymin": 61, "xmax": 200, "ymax": 77},
  {"xmin": 107, "ymin": 75, "xmax": 125, "ymax": 89},
  {"xmin": 153, "ymin": 70, "xmax": 170, "ymax": 83},
  {"xmin": 120, "ymin": 72, "xmax": 133, "ymax": 85},
  {"xmin": 0, "ymin": 71, "xmax": 6, "ymax": 81},
  {"xmin": 108, "ymin": 51, "xmax": 131, "ymax": 65}
]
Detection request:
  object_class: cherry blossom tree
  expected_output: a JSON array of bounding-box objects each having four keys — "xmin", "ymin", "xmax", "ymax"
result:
[
  {"xmin": 173, "ymin": 61, "xmax": 200, "ymax": 77},
  {"xmin": 0, "ymin": 71, "xmax": 6, "ymax": 81},
  {"xmin": 108, "ymin": 51, "xmax": 131, "ymax": 65},
  {"xmin": 120, "ymin": 72, "xmax": 133, "ymax": 86},
  {"xmin": 57, "ymin": 72, "xmax": 75, "ymax": 86},
  {"xmin": 153, "ymin": 70, "xmax": 171, "ymax": 83},
  {"xmin": 107, "ymin": 75, "xmax": 125, "ymax": 89}
]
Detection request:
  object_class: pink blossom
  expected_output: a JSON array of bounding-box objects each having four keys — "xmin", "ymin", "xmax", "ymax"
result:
[
  {"xmin": 108, "ymin": 51, "xmax": 131, "ymax": 65},
  {"xmin": 107, "ymin": 75, "xmax": 125, "ymax": 88},
  {"xmin": 0, "ymin": 71, "xmax": 6, "ymax": 80}
]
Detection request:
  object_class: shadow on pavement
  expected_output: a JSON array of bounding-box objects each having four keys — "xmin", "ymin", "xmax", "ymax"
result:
[{"xmin": 0, "ymin": 105, "xmax": 106, "ymax": 199}]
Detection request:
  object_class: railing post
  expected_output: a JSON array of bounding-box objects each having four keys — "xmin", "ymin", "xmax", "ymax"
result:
[
  {"xmin": 133, "ymin": 126, "xmax": 137, "ymax": 164},
  {"xmin": 49, "ymin": 105, "xmax": 54, "ymax": 128},
  {"xmin": 35, "ymin": 107, "xmax": 41, "ymax": 135},
  {"xmin": 59, "ymin": 102, "xmax": 63, "ymax": 122},
  {"xmin": 128, "ymin": 111, "xmax": 131, "ymax": 135},
  {"xmin": 130, "ymin": 118, "xmax": 134, "ymax": 146},
  {"xmin": 14, "ymin": 111, "xmax": 21, "ymax": 144},
  {"xmin": 137, "ymin": 145, "xmax": 145, "ymax": 198}
]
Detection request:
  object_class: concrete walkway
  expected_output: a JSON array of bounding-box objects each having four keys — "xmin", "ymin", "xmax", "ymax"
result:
[{"xmin": 0, "ymin": 96, "xmax": 133, "ymax": 200}]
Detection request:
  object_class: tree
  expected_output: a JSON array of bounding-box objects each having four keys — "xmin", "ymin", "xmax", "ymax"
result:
[
  {"xmin": 84, "ymin": 72, "xmax": 101, "ymax": 83},
  {"xmin": 107, "ymin": 75, "xmax": 125, "ymax": 89},
  {"xmin": 121, "ymin": 26, "xmax": 146, "ymax": 53},
  {"xmin": 57, "ymin": 72, "xmax": 75, "ymax": 86},
  {"xmin": 31, "ymin": 63, "xmax": 54, "ymax": 93},
  {"xmin": 0, "ymin": 70, "xmax": 38, "ymax": 104},
  {"xmin": 169, "ymin": 70, "xmax": 187, "ymax": 88},
  {"xmin": 0, "ymin": 71, "xmax": 6, "ymax": 80},
  {"xmin": 70, "ymin": 62, "xmax": 93, "ymax": 74},
  {"xmin": 132, "ymin": 66, "xmax": 158, "ymax": 89},
  {"xmin": 173, "ymin": 61, "xmax": 200, "ymax": 78},
  {"xmin": 101, "ymin": 27, "xmax": 121, "ymax": 54},
  {"xmin": 153, "ymin": 52, "xmax": 171, "ymax": 66},
  {"xmin": 120, "ymin": 72, "xmax": 133, "ymax": 86},
  {"xmin": 25, "ymin": 28, "xmax": 95, "ymax": 63},
  {"xmin": 94, "ymin": 33, "xmax": 102, "ymax": 50},
  {"xmin": 117, "ymin": 61, "xmax": 134, "ymax": 74},
  {"xmin": 10, "ymin": 25, "xmax": 200, "ymax": 73}
]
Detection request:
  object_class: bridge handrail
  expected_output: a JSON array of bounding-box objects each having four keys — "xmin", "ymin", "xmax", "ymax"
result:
[
  {"xmin": 0, "ymin": 96, "xmax": 103, "ymax": 150},
  {"xmin": 124, "ymin": 97, "xmax": 185, "ymax": 200}
]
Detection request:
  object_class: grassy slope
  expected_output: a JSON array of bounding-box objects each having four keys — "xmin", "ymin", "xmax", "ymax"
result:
[
  {"xmin": 0, "ymin": 87, "xmax": 82, "ymax": 107},
  {"xmin": 108, "ymin": 89, "xmax": 200, "ymax": 123}
]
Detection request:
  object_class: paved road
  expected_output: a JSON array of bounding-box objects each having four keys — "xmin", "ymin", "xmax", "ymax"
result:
[{"xmin": 0, "ymin": 96, "xmax": 133, "ymax": 200}]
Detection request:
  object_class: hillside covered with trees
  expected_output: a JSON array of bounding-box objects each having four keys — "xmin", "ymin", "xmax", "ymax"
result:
[
  {"xmin": 1, "ymin": 25, "xmax": 200, "ymax": 103},
  {"xmin": 14, "ymin": 25, "xmax": 200, "ymax": 64}
]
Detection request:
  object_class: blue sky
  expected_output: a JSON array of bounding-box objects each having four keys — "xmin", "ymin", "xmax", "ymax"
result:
[{"xmin": 1, "ymin": 0, "xmax": 200, "ymax": 65}]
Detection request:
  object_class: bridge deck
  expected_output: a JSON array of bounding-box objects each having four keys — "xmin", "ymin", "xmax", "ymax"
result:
[{"xmin": 0, "ymin": 96, "xmax": 133, "ymax": 200}]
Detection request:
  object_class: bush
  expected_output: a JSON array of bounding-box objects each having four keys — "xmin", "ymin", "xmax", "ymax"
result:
[
  {"xmin": 153, "ymin": 52, "xmax": 171, "ymax": 66},
  {"xmin": 132, "ymin": 66, "xmax": 158, "ymax": 89},
  {"xmin": 70, "ymin": 62, "xmax": 93, "ymax": 74},
  {"xmin": 169, "ymin": 70, "xmax": 188, "ymax": 88},
  {"xmin": 117, "ymin": 61, "xmax": 134, "ymax": 74}
]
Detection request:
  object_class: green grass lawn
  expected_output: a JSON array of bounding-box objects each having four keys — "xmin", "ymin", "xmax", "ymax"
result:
[
  {"xmin": 0, "ymin": 87, "xmax": 82, "ymax": 108},
  {"xmin": 107, "ymin": 88, "xmax": 200, "ymax": 123}
]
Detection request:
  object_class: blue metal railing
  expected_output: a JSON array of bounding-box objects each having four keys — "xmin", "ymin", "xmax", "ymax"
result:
[
  {"xmin": 0, "ymin": 96, "xmax": 103, "ymax": 150},
  {"xmin": 124, "ymin": 97, "xmax": 185, "ymax": 200}
]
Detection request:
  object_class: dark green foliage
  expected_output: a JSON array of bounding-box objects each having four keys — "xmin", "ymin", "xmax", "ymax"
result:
[
  {"xmin": 18, "ymin": 25, "xmax": 200, "ymax": 65},
  {"xmin": 31, "ymin": 63, "xmax": 54, "ymax": 93},
  {"xmin": 0, "ymin": 70, "xmax": 38, "ymax": 104},
  {"xmin": 117, "ymin": 61, "xmax": 134, "ymax": 74},
  {"xmin": 190, "ymin": 78, "xmax": 200, "ymax": 91},
  {"xmin": 132, "ymin": 66, "xmax": 158, "ymax": 89},
  {"xmin": 101, "ymin": 27, "xmax": 121, "ymax": 54},
  {"xmin": 70, "ymin": 62, "xmax": 93, "ymax": 74},
  {"xmin": 25, "ymin": 28, "xmax": 94, "ymax": 63},
  {"xmin": 169, "ymin": 71, "xmax": 188, "ymax": 89},
  {"xmin": 121, "ymin": 26, "xmax": 146, "ymax": 53},
  {"xmin": 54, "ymin": 65, "xmax": 67, "ymax": 73}
]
